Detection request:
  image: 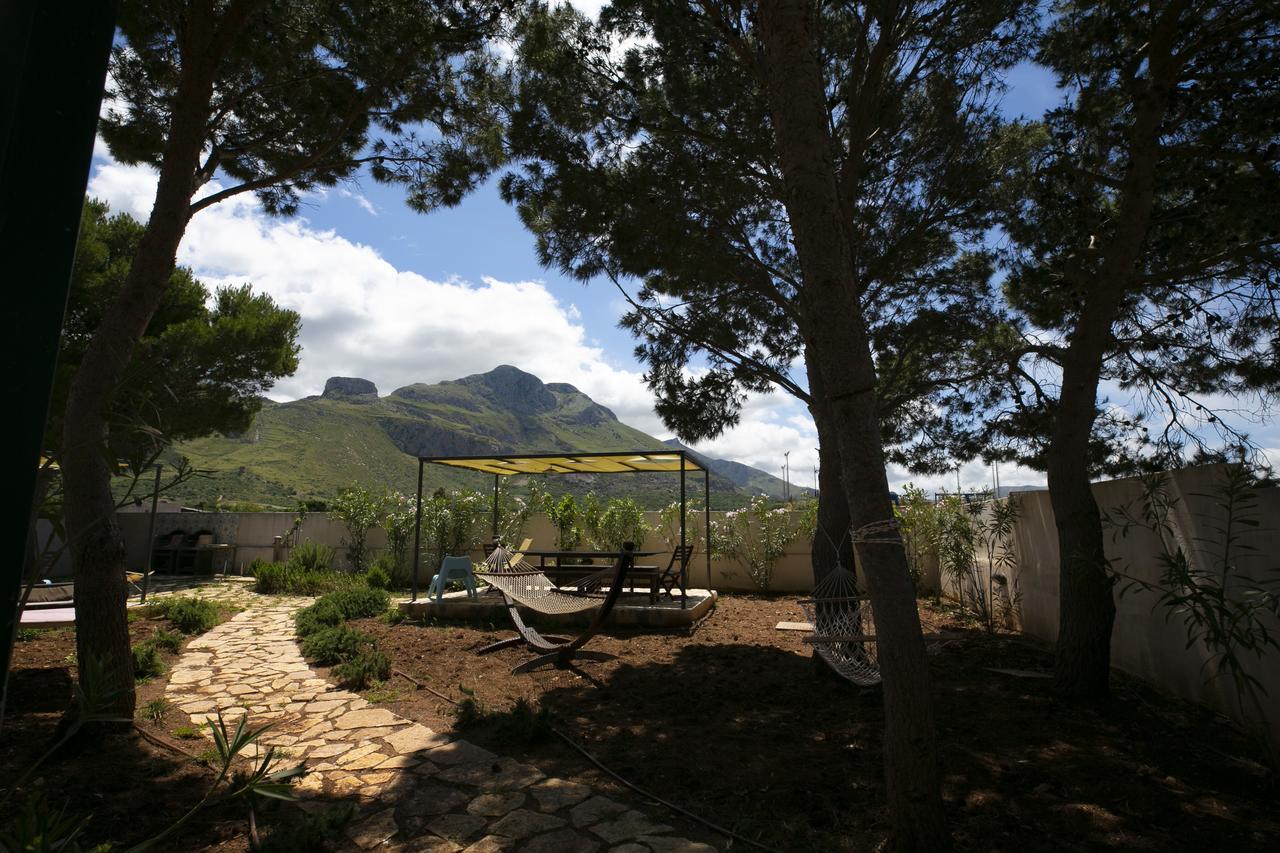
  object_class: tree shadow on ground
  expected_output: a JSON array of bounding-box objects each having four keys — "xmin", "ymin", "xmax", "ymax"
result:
[{"xmin": 521, "ymin": 632, "xmax": 1279, "ymax": 852}]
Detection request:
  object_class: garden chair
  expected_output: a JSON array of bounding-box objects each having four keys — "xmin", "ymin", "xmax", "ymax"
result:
[
  {"xmin": 427, "ymin": 555, "xmax": 478, "ymax": 604},
  {"xmin": 653, "ymin": 544, "xmax": 694, "ymax": 602}
]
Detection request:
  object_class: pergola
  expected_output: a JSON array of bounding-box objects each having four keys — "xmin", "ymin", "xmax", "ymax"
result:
[{"xmin": 411, "ymin": 450, "xmax": 711, "ymax": 604}]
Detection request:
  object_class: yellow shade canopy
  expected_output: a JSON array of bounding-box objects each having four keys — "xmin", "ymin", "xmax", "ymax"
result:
[{"xmin": 422, "ymin": 451, "xmax": 704, "ymax": 476}]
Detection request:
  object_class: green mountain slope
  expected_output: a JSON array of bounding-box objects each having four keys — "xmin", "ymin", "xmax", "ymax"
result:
[
  {"xmin": 167, "ymin": 366, "xmax": 772, "ymax": 509},
  {"xmin": 661, "ymin": 439, "xmax": 814, "ymax": 500}
]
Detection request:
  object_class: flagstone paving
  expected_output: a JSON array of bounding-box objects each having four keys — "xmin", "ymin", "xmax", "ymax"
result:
[{"xmin": 161, "ymin": 588, "xmax": 717, "ymax": 852}]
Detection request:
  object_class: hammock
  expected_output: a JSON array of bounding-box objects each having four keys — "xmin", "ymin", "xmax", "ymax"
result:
[
  {"xmin": 475, "ymin": 544, "xmax": 635, "ymax": 674},
  {"xmin": 799, "ymin": 564, "xmax": 882, "ymax": 687}
]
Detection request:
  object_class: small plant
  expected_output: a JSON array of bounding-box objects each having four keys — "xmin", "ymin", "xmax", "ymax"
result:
[
  {"xmin": 0, "ymin": 794, "xmax": 90, "ymax": 853},
  {"xmin": 301, "ymin": 624, "xmax": 369, "ymax": 666},
  {"xmin": 332, "ymin": 648, "xmax": 390, "ymax": 690},
  {"xmin": 495, "ymin": 697, "xmax": 554, "ymax": 744},
  {"xmin": 172, "ymin": 724, "xmax": 202, "ymax": 739},
  {"xmin": 287, "ymin": 539, "xmax": 336, "ymax": 574},
  {"xmin": 453, "ymin": 685, "xmax": 489, "ymax": 728},
  {"xmin": 16, "ymin": 627, "xmax": 41, "ymax": 642},
  {"xmin": 364, "ymin": 682, "xmax": 401, "ymax": 704},
  {"xmin": 141, "ymin": 697, "xmax": 173, "ymax": 722},
  {"xmin": 132, "ymin": 643, "xmax": 165, "ymax": 680},
  {"xmin": 147, "ymin": 628, "xmax": 184, "ymax": 654},
  {"xmin": 382, "ymin": 607, "xmax": 406, "ymax": 626},
  {"xmin": 363, "ymin": 563, "xmax": 391, "ymax": 590},
  {"xmin": 162, "ymin": 597, "xmax": 221, "ymax": 634},
  {"xmin": 451, "ymin": 690, "xmax": 553, "ymax": 745},
  {"xmin": 256, "ymin": 803, "xmax": 355, "ymax": 853},
  {"xmin": 141, "ymin": 712, "xmax": 304, "ymax": 851}
]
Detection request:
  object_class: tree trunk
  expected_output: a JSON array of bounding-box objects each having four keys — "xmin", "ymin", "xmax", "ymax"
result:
[
  {"xmin": 1046, "ymin": 9, "xmax": 1178, "ymax": 699},
  {"xmin": 757, "ymin": 3, "xmax": 947, "ymax": 849},
  {"xmin": 59, "ymin": 5, "xmax": 223, "ymax": 719},
  {"xmin": 806, "ymin": 353, "xmax": 854, "ymax": 585}
]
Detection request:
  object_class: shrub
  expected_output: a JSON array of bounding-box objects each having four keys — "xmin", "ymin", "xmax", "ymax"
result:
[
  {"xmin": 288, "ymin": 539, "xmax": 335, "ymax": 573},
  {"xmin": 364, "ymin": 563, "xmax": 391, "ymax": 590},
  {"xmin": 163, "ymin": 597, "xmax": 220, "ymax": 634},
  {"xmin": 148, "ymin": 628, "xmax": 184, "ymax": 654},
  {"xmin": 252, "ymin": 561, "xmax": 290, "ymax": 594},
  {"xmin": 255, "ymin": 559, "xmax": 353, "ymax": 596},
  {"xmin": 332, "ymin": 647, "xmax": 390, "ymax": 690},
  {"xmin": 133, "ymin": 643, "xmax": 164, "ymax": 680},
  {"xmin": 301, "ymin": 624, "xmax": 369, "ymax": 666},
  {"xmin": 295, "ymin": 597, "xmax": 344, "ymax": 637},
  {"xmin": 16, "ymin": 628, "xmax": 40, "ymax": 642},
  {"xmin": 711, "ymin": 495, "xmax": 795, "ymax": 591},
  {"xmin": 326, "ymin": 586, "xmax": 391, "ymax": 621},
  {"xmin": 330, "ymin": 486, "xmax": 386, "ymax": 572},
  {"xmin": 382, "ymin": 607, "xmax": 406, "ymax": 626}
]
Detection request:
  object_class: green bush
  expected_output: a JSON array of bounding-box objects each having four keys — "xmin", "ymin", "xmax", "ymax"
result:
[
  {"xmin": 252, "ymin": 561, "xmax": 290, "ymax": 593},
  {"xmin": 295, "ymin": 597, "xmax": 345, "ymax": 637},
  {"xmin": 254, "ymin": 559, "xmax": 354, "ymax": 596},
  {"xmin": 326, "ymin": 586, "xmax": 390, "ymax": 621},
  {"xmin": 301, "ymin": 624, "xmax": 369, "ymax": 666},
  {"xmin": 332, "ymin": 647, "xmax": 390, "ymax": 690},
  {"xmin": 163, "ymin": 597, "xmax": 220, "ymax": 634},
  {"xmin": 363, "ymin": 563, "xmax": 391, "ymax": 590},
  {"xmin": 148, "ymin": 628, "xmax": 184, "ymax": 654},
  {"xmin": 133, "ymin": 643, "xmax": 164, "ymax": 679},
  {"xmin": 288, "ymin": 539, "xmax": 335, "ymax": 573}
]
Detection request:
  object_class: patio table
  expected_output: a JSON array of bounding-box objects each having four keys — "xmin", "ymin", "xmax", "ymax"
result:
[{"xmin": 519, "ymin": 549, "xmax": 663, "ymax": 600}]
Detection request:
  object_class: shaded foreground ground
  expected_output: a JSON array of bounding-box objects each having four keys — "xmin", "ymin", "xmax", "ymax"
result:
[
  {"xmin": 4, "ymin": 611, "xmax": 354, "ymax": 852},
  {"xmin": 352, "ymin": 594, "xmax": 1279, "ymax": 852}
]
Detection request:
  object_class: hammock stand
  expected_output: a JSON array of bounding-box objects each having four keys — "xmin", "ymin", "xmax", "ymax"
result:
[{"xmin": 476, "ymin": 543, "xmax": 636, "ymax": 674}]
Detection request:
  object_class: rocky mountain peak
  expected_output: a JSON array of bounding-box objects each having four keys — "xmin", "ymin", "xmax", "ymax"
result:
[
  {"xmin": 451, "ymin": 365, "xmax": 557, "ymax": 415},
  {"xmin": 322, "ymin": 376, "xmax": 378, "ymax": 400}
]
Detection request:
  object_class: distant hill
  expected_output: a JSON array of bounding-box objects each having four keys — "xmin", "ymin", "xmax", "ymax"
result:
[
  {"xmin": 661, "ymin": 439, "xmax": 814, "ymax": 500},
  {"xmin": 165, "ymin": 365, "xmax": 788, "ymax": 509}
]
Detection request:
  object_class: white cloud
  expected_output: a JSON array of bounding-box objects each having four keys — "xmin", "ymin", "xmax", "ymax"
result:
[
  {"xmin": 339, "ymin": 188, "xmax": 378, "ymax": 216},
  {"xmin": 87, "ymin": 159, "xmax": 667, "ymax": 434}
]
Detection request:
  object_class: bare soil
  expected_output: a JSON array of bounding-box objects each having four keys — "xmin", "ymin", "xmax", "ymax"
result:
[
  {"xmin": 3, "ymin": 611, "xmax": 331, "ymax": 852},
  {"xmin": 351, "ymin": 593, "xmax": 1280, "ymax": 852}
]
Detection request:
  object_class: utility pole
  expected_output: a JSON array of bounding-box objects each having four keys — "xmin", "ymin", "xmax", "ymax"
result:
[{"xmin": 783, "ymin": 451, "xmax": 790, "ymax": 501}]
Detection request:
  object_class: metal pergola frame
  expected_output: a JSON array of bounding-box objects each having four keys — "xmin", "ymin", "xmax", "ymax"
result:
[{"xmin": 411, "ymin": 450, "xmax": 711, "ymax": 608}]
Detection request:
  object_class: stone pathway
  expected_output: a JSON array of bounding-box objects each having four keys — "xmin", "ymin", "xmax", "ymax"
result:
[{"xmin": 163, "ymin": 591, "xmax": 718, "ymax": 852}]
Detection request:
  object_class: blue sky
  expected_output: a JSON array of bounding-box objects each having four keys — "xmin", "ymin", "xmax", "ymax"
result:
[{"xmin": 87, "ymin": 21, "xmax": 1275, "ymax": 496}]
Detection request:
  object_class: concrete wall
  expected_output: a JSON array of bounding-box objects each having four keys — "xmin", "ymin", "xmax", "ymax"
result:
[
  {"xmin": 102, "ymin": 506, "xmax": 822, "ymax": 591},
  {"xmin": 1007, "ymin": 465, "xmax": 1280, "ymax": 742}
]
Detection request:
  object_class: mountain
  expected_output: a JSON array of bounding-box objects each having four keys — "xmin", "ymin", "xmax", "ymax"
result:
[
  {"xmin": 166, "ymin": 365, "xmax": 784, "ymax": 509},
  {"xmin": 661, "ymin": 439, "xmax": 814, "ymax": 500}
]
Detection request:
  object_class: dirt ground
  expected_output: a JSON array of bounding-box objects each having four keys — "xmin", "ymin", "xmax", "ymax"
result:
[
  {"xmin": 350, "ymin": 593, "xmax": 1280, "ymax": 853},
  {"xmin": 3, "ymin": 613, "xmax": 320, "ymax": 852}
]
